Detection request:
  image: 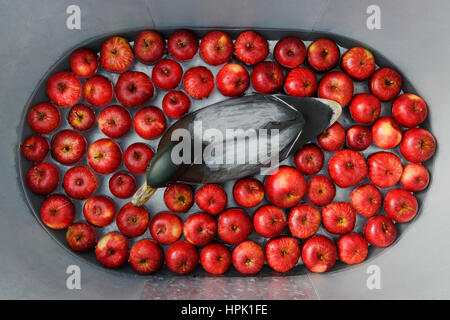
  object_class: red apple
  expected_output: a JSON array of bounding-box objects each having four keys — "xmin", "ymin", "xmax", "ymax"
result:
[
  {"xmin": 363, "ymin": 215, "xmax": 397, "ymax": 247},
  {"xmin": 400, "ymin": 128, "xmax": 436, "ymax": 163},
  {"xmin": 83, "ymin": 75, "xmax": 113, "ymax": 107},
  {"xmin": 322, "ymin": 202, "xmax": 356, "ymax": 235},
  {"xmin": 251, "ymin": 61, "xmax": 285, "ymax": 94},
  {"xmin": 234, "ymin": 30, "xmax": 268, "ymax": 65},
  {"xmin": 149, "ymin": 211, "xmax": 183, "ymax": 245},
  {"xmin": 368, "ymin": 152, "xmax": 403, "ymax": 188},
  {"xmin": 133, "ymin": 30, "xmax": 165, "ymax": 64},
  {"xmin": 370, "ymin": 67, "xmax": 402, "ymax": 101},
  {"xmin": 264, "ymin": 166, "xmax": 306, "ymax": 208},
  {"xmin": 284, "ymin": 67, "xmax": 317, "ymax": 97},
  {"xmin": 100, "ymin": 36, "xmax": 133, "ymax": 73},
  {"xmin": 307, "ymin": 175, "xmax": 336, "ymax": 207},
  {"xmin": 318, "ymin": 71, "xmax": 354, "ymax": 107},
  {"xmin": 162, "ymin": 90, "xmax": 191, "ymax": 118},
  {"xmin": 317, "ymin": 122, "xmax": 345, "ymax": 152},
  {"xmin": 346, "ymin": 125, "xmax": 372, "ymax": 151},
  {"xmin": 66, "ymin": 222, "xmax": 97, "ymax": 252},
  {"xmin": 115, "ymin": 71, "xmax": 154, "ymax": 107},
  {"xmin": 392, "ymin": 93, "xmax": 428, "ymax": 128},
  {"xmin": 46, "ymin": 71, "xmax": 82, "ymax": 107},
  {"xmin": 253, "ymin": 205, "xmax": 286, "ymax": 238},
  {"xmin": 274, "ymin": 36, "xmax": 306, "ymax": 68},
  {"xmin": 218, "ymin": 208, "xmax": 252, "ymax": 244},
  {"xmin": 200, "ymin": 243, "xmax": 232, "ymax": 275},
  {"xmin": 183, "ymin": 212, "xmax": 217, "ymax": 246},
  {"xmin": 98, "ymin": 105, "xmax": 132, "ymax": 138},
  {"xmin": 26, "ymin": 162, "xmax": 59, "ymax": 195},
  {"xmin": 151, "ymin": 59, "xmax": 183, "ymax": 90},
  {"xmin": 349, "ymin": 184, "xmax": 382, "ymax": 218},
  {"xmin": 341, "ymin": 47, "xmax": 375, "ymax": 81},
  {"xmin": 384, "ymin": 188, "xmax": 418, "ymax": 223},
  {"xmin": 301, "ymin": 235, "xmax": 337, "ymax": 273},
  {"xmin": 129, "ymin": 239, "xmax": 164, "ymax": 274},
  {"xmin": 21, "ymin": 134, "xmax": 49, "ymax": 162},
  {"xmin": 109, "ymin": 171, "xmax": 136, "ymax": 199},
  {"xmin": 265, "ymin": 236, "xmax": 301, "ymax": 272},
  {"xmin": 400, "ymin": 163, "xmax": 430, "ymax": 192},
  {"xmin": 40, "ymin": 194, "xmax": 75, "ymax": 229},
  {"xmin": 87, "ymin": 138, "xmax": 122, "ymax": 174},
  {"xmin": 167, "ymin": 29, "xmax": 199, "ymax": 61},
  {"xmin": 288, "ymin": 204, "xmax": 321, "ymax": 239},
  {"xmin": 116, "ymin": 202, "xmax": 150, "ymax": 237},
  {"xmin": 200, "ymin": 31, "xmax": 234, "ymax": 65},
  {"xmin": 307, "ymin": 38, "xmax": 340, "ymax": 72},
  {"xmin": 371, "ymin": 117, "xmax": 402, "ymax": 149},
  {"xmin": 183, "ymin": 66, "xmax": 215, "ymax": 99},
  {"xmin": 165, "ymin": 240, "xmax": 199, "ymax": 275},
  {"xmin": 232, "ymin": 240, "xmax": 265, "ymax": 274},
  {"xmin": 67, "ymin": 104, "xmax": 95, "ymax": 131},
  {"xmin": 337, "ymin": 233, "xmax": 368, "ymax": 264},
  {"xmin": 123, "ymin": 142, "xmax": 154, "ymax": 174},
  {"xmin": 133, "ymin": 106, "xmax": 167, "ymax": 139},
  {"xmin": 83, "ymin": 195, "xmax": 116, "ymax": 227},
  {"xmin": 216, "ymin": 63, "xmax": 250, "ymax": 97},
  {"xmin": 95, "ymin": 232, "xmax": 129, "ymax": 268},
  {"xmin": 195, "ymin": 184, "xmax": 227, "ymax": 215},
  {"xmin": 27, "ymin": 102, "xmax": 60, "ymax": 134},
  {"xmin": 232, "ymin": 177, "xmax": 264, "ymax": 208},
  {"xmin": 70, "ymin": 48, "xmax": 99, "ymax": 78},
  {"xmin": 349, "ymin": 93, "xmax": 381, "ymax": 124},
  {"xmin": 51, "ymin": 129, "xmax": 87, "ymax": 165},
  {"xmin": 164, "ymin": 183, "xmax": 194, "ymax": 213},
  {"xmin": 327, "ymin": 149, "xmax": 368, "ymax": 188},
  {"xmin": 294, "ymin": 143, "xmax": 324, "ymax": 175},
  {"xmin": 63, "ymin": 165, "xmax": 97, "ymax": 199}
]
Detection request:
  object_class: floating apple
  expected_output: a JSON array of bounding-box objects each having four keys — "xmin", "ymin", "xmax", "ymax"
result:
[
  {"xmin": 95, "ymin": 232, "xmax": 129, "ymax": 268},
  {"xmin": 129, "ymin": 239, "xmax": 164, "ymax": 274},
  {"xmin": 288, "ymin": 204, "xmax": 321, "ymax": 239},
  {"xmin": 195, "ymin": 184, "xmax": 227, "ymax": 215},
  {"xmin": 133, "ymin": 30, "xmax": 165, "ymax": 64},
  {"xmin": 100, "ymin": 36, "xmax": 133, "ymax": 73},
  {"xmin": 234, "ymin": 30, "xmax": 268, "ymax": 65},
  {"xmin": 218, "ymin": 208, "xmax": 252, "ymax": 244},
  {"xmin": 151, "ymin": 59, "xmax": 183, "ymax": 90},
  {"xmin": 167, "ymin": 29, "xmax": 199, "ymax": 61},
  {"xmin": 200, "ymin": 30, "xmax": 234, "ymax": 65},
  {"xmin": 183, "ymin": 212, "xmax": 217, "ymax": 246},
  {"xmin": 83, "ymin": 195, "xmax": 116, "ymax": 227},
  {"xmin": 200, "ymin": 243, "xmax": 232, "ymax": 275},
  {"xmin": 274, "ymin": 36, "xmax": 306, "ymax": 68},
  {"xmin": 265, "ymin": 236, "xmax": 301, "ymax": 272},
  {"xmin": 252, "ymin": 205, "xmax": 286, "ymax": 238},
  {"xmin": 70, "ymin": 48, "xmax": 99, "ymax": 78},
  {"xmin": 27, "ymin": 102, "xmax": 60, "ymax": 134},
  {"xmin": 232, "ymin": 240, "xmax": 265, "ymax": 274},
  {"xmin": 216, "ymin": 63, "xmax": 250, "ymax": 97},
  {"xmin": 40, "ymin": 194, "xmax": 75, "ymax": 229},
  {"xmin": 150, "ymin": 212, "xmax": 183, "ymax": 244}
]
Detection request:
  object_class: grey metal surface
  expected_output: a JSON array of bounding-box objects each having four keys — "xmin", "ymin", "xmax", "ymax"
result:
[{"xmin": 1, "ymin": 0, "xmax": 449, "ymax": 299}]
